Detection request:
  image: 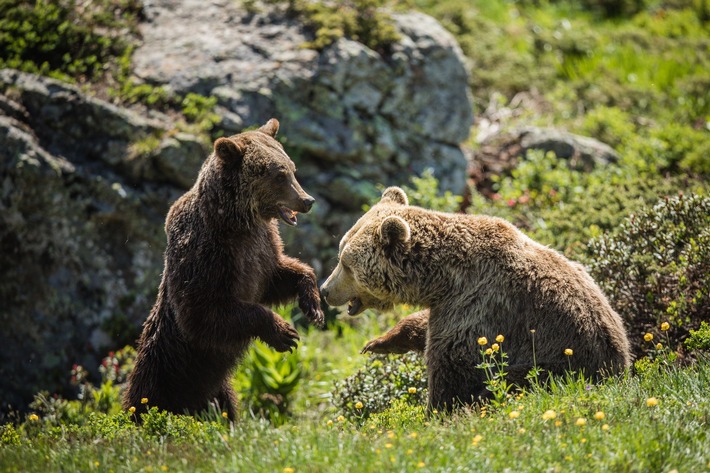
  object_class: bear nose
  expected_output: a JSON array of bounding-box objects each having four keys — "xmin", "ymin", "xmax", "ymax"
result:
[
  {"xmin": 319, "ymin": 285, "xmax": 329, "ymax": 300},
  {"xmin": 302, "ymin": 196, "xmax": 315, "ymax": 212}
]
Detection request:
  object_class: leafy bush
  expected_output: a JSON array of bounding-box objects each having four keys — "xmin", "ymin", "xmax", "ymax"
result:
[
  {"xmin": 252, "ymin": 0, "xmax": 400, "ymax": 52},
  {"xmin": 235, "ymin": 341, "xmax": 302, "ymax": 425},
  {"xmin": 0, "ymin": 0, "xmax": 142, "ymax": 81},
  {"xmin": 685, "ymin": 321, "xmax": 710, "ymax": 354},
  {"xmin": 331, "ymin": 353, "xmax": 427, "ymax": 423},
  {"xmin": 402, "ymin": 168, "xmax": 463, "ymax": 213},
  {"xmin": 588, "ymin": 193, "xmax": 710, "ymax": 356}
]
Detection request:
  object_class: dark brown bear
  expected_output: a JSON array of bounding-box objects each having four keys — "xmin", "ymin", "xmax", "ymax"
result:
[{"xmin": 123, "ymin": 119, "xmax": 323, "ymax": 420}]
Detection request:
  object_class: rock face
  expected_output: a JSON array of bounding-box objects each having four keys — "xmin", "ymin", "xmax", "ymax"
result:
[
  {"xmin": 0, "ymin": 2, "xmax": 473, "ymax": 414},
  {"xmin": 133, "ymin": 0, "xmax": 473, "ymax": 271}
]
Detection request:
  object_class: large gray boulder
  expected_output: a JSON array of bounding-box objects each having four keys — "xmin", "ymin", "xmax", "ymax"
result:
[{"xmin": 133, "ymin": 0, "xmax": 473, "ymax": 270}]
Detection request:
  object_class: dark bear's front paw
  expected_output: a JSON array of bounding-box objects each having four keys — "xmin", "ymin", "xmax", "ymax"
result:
[
  {"xmin": 299, "ymin": 295, "xmax": 325, "ymax": 328},
  {"xmin": 262, "ymin": 317, "xmax": 300, "ymax": 353}
]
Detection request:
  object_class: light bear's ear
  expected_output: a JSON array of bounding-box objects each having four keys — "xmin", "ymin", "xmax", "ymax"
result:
[
  {"xmin": 214, "ymin": 137, "xmax": 245, "ymax": 164},
  {"xmin": 379, "ymin": 215, "xmax": 411, "ymax": 256},
  {"xmin": 380, "ymin": 187, "xmax": 409, "ymax": 206},
  {"xmin": 258, "ymin": 118, "xmax": 280, "ymax": 137}
]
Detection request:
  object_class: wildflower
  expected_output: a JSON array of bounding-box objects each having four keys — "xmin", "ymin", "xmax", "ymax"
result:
[
  {"xmin": 601, "ymin": 424, "xmax": 610, "ymax": 431},
  {"xmin": 509, "ymin": 411, "xmax": 520, "ymax": 419},
  {"xmin": 222, "ymin": 411, "xmax": 228, "ymax": 418},
  {"xmin": 337, "ymin": 415, "xmax": 345, "ymax": 422},
  {"xmin": 355, "ymin": 402, "xmax": 363, "ymax": 409},
  {"xmin": 575, "ymin": 417, "xmax": 587, "ymax": 427},
  {"xmin": 417, "ymin": 462, "xmax": 426, "ymax": 468},
  {"xmin": 554, "ymin": 421, "xmax": 562, "ymax": 427},
  {"xmin": 656, "ymin": 343, "xmax": 663, "ymax": 350},
  {"xmin": 661, "ymin": 322, "xmax": 670, "ymax": 331},
  {"xmin": 491, "ymin": 343, "xmax": 500, "ymax": 352},
  {"xmin": 326, "ymin": 420, "xmax": 333, "ymax": 427},
  {"xmin": 496, "ymin": 334, "xmax": 505, "ymax": 343},
  {"xmin": 593, "ymin": 411, "xmax": 605, "ymax": 421},
  {"xmin": 644, "ymin": 333, "xmax": 653, "ymax": 342},
  {"xmin": 484, "ymin": 348, "xmax": 493, "ymax": 356},
  {"xmin": 385, "ymin": 443, "xmax": 393, "ymax": 449},
  {"xmin": 478, "ymin": 337, "xmax": 488, "ymax": 346},
  {"xmin": 409, "ymin": 432, "xmax": 418, "ymax": 439},
  {"xmin": 530, "ymin": 329, "xmax": 536, "ymax": 334},
  {"xmin": 518, "ymin": 428, "xmax": 526, "ymax": 434},
  {"xmin": 160, "ymin": 467, "xmax": 168, "ymax": 472},
  {"xmin": 408, "ymin": 387, "xmax": 417, "ymax": 394},
  {"xmin": 564, "ymin": 348, "xmax": 573, "ymax": 356},
  {"xmin": 28, "ymin": 414, "xmax": 39, "ymax": 422},
  {"xmin": 141, "ymin": 397, "xmax": 149, "ymax": 404},
  {"xmin": 542, "ymin": 410, "xmax": 557, "ymax": 421},
  {"xmin": 387, "ymin": 431, "xmax": 396, "ymax": 439},
  {"xmin": 283, "ymin": 468, "xmax": 295, "ymax": 473},
  {"xmin": 128, "ymin": 406, "xmax": 136, "ymax": 414},
  {"xmin": 646, "ymin": 397, "xmax": 659, "ymax": 407},
  {"xmin": 580, "ymin": 438, "xmax": 587, "ymax": 443},
  {"xmin": 94, "ymin": 462, "xmax": 100, "ymax": 468},
  {"xmin": 407, "ymin": 449, "xmax": 413, "ymax": 455},
  {"xmin": 472, "ymin": 434, "xmax": 483, "ymax": 444}
]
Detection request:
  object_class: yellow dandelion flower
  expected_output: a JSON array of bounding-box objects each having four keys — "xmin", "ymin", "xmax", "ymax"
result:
[
  {"xmin": 478, "ymin": 337, "xmax": 488, "ymax": 346},
  {"xmin": 542, "ymin": 410, "xmax": 557, "ymax": 421},
  {"xmin": 484, "ymin": 348, "xmax": 493, "ymax": 356},
  {"xmin": 564, "ymin": 348, "xmax": 573, "ymax": 356},
  {"xmin": 355, "ymin": 402, "xmax": 364, "ymax": 409},
  {"xmin": 644, "ymin": 333, "xmax": 653, "ymax": 342},
  {"xmin": 576, "ymin": 417, "xmax": 587, "ymax": 427},
  {"xmin": 283, "ymin": 468, "xmax": 295, "ymax": 473},
  {"xmin": 593, "ymin": 411, "xmax": 605, "ymax": 421},
  {"xmin": 661, "ymin": 322, "xmax": 670, "ymax": 331},
  {"xmin": 580, "ymin": 438, "xmax": 587, "ymax": 443},
  {"xmin": 509, "ymin": 411, "xmax": 520, "ymax": 419},
  {"xmin": 387, "ymin": 431, "xmax": 396, "ymax": 439},
  {"xmin": 408, "ymin": 387, "xmax": 417, "ymax": 394},
  {"xmin": 222, "ymin": 411, "xmax": 228, "ymax": 418},
  {"xmin": 646, "ymin": 397, "xmax": 659, "ymax": 407},
  {"xmin": 417, "ymin": 462, "xmax": 426, "ymax": 468},
  {"xmin": 472, "ymin": 434, "xmax": 483, "ymax": 444},
  {"xmin": 337, "ymin": 415, "xmax": 345, "ymax": 422},
  {"xmin": 554, "ymin": 420, "xmax": 562, "ymax": 427},
  {"xmin": 491, "ymin": 343, "xmax": 500, "ymax": 352},
  {"xmin": 496, "ymin": 334, "xmax": 505, "ymax": 343},
  {"xmin": 407, "ymin": 449, "xmax": 413, "ymax": 455},
  {"xmin": 326, "ymin": 420, "xmax": 333, "ymax": 427},
  {"xmin": 128, "ymin": 406, "xmax": 136, "ymax": 414},
  {"xmin": 141, "ymin": 397, "xmax": 149, "ymax": 405},
  {"xmin": 601, "ymin": 424, "xmax": 610, "ymax": 431},
  {"xmin": 94, "ymin": 461, "xmax": 100, "ymax": 468},
  {"xmin": 28, "ymin": 414, "xmax": 39, "ymax": 422},
  {"xmin": 409, "ymin": 432, "xmax": 418, "ymax": 439},
  {"xmin": 385, "ymin": 443, "xmax": 393, "ymax": 449}
]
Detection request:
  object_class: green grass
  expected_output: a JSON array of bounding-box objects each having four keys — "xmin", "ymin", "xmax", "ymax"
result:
[{"xmin": 2, "ymin": 323, "xmax": 709, "ymax": 472}]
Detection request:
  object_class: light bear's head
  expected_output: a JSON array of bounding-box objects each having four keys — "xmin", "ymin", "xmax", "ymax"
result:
[{"xmin": 320, "ymin": 187, "xmax": 413, "ymax": 316}]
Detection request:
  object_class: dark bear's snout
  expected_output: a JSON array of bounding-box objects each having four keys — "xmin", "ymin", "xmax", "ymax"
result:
[{"xmin": 301, "ymin": 195, "xmax": 315, "ymax": 212}]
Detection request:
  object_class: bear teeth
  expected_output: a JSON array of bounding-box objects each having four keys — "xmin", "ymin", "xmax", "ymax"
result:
[
  {"xmin": 347, "ymin": 297, "xmax": 363, "ymax": 315},
  {"xmin": 278, "ymin": 207, "xmax": 298, "ymax": 226}
]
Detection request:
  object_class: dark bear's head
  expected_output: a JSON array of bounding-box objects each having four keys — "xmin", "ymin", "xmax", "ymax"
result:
[
  {"xmin": 207, "ymin": 118, "xmax": 314, "ymax": 226},
  {"xmin": 320, "ymin": 187, "xmax": 412, "ymax": 315}
]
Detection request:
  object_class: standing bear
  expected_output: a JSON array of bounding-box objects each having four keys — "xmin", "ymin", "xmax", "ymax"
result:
[
  {"xmin": 320, "ymin": 187, "xmax": 630, "ymax": 411},
  {"xmin": 124, "ymin": 119, "xmax": 323, "ymax": 419}
]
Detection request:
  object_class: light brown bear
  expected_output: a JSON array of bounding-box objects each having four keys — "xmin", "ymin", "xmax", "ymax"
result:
[
  {"xmin": 320, "ymin": 187, "xmax": 631, "ymax": 411},
  {"xmin": 123, "ymin": 119, "xmax": 323, "ymax": 420}
]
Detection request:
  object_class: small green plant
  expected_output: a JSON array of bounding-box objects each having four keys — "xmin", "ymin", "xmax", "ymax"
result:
[
  {"xmin": 475, "ymin": 335, "xmax": 513, "ymax": 407},
  {"xmin": 402, "ymin": 168, "xmax": 463, "ymax": 213},
  {"xmin": 235, "ymin": 341, "xmax": 302, "ymax": 425},
  {"xmin": 685, "ymin": 321, "xmax": 710, "ymax": 354},
  {"xmin": 331, "ymin": 353, "xmax": 427, "ymax": 423}
]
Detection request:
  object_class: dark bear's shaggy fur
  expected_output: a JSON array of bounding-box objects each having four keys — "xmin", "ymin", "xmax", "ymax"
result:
[
  {"xmin": 321, "ymin": 187, "xmax": 631, "ymax": 411},
  {"xmin": 123, "ymin": 119, "xmax": 323, "ymax": 419}
]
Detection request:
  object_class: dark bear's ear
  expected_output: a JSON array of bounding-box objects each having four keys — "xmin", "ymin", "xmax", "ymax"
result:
[
  {"xmin": 258, "ymin": 118, "xmax": 279, "ymax": 137},
  {"xmin": 214, "ymin": 137, "xmax": 245, "ymax": 163},
  {"xmin": 380, "ymin": 187, "xmax": 408, "ymax": 206},
  {"xmin": 379, "ymin": 215, "xmax": 411, "ymax": 256}
]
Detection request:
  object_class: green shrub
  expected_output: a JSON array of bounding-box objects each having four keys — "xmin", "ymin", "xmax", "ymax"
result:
[
  {"xmin": 685, "ymin": 321, "xmax": 710, "ymax": 354},
  {"xmin": 0, "ymin": 0, "xmax": 142, "ymax": 81},
  {"xmin": 235, "ymin": 341, "xmax": 302, "ymax": 425},
  {"xmin": 588, "ymin": 193, "xmax": 710, "ymax": 357},
  {"xmin": 402, "ymin": 168, "xmax": 463, "ymax": 213},
  {"xmin": 331, "ymin": 353, "xmax": 427, "ymax": 424}
]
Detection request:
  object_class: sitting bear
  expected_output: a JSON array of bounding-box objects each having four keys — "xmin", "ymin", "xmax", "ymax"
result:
[
  {"xmin": 321, "ymin": 187, "xmax": 630, "ymax": 411},
  {"xmin": 123, "ymin": 119, "xmax": 323, "ymax": 420}
]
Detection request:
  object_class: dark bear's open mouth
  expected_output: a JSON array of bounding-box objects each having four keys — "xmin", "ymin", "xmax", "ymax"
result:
[
  {"xmin": 347, "ymin": 297, "xmax": 363, "ymax": 316},
  {"xmin": 278, "ymin": 206, "xmax": 298, "ymax": 226}
]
